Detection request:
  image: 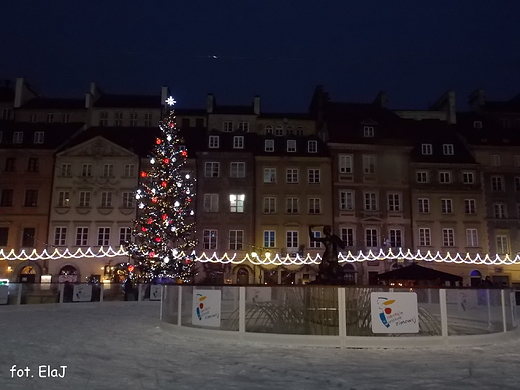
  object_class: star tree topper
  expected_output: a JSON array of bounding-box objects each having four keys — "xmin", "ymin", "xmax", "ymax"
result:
[{"xmin": 165, "ymin": 96, "xmax": 177, "ymax": 106}]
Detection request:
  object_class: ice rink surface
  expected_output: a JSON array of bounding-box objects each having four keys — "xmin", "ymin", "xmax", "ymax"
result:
[{"xmin": 0, "ymin": 302, "xmax": 519, "ymax": 390}]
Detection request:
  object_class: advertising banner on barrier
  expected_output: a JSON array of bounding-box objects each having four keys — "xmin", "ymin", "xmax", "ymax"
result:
[
  {"xmin": 192, "ymin": 289, "xmax": 221, "ymax": 327},
  {"xmin": 150, "ymin": 285, "xmax": 162, "ymax": 301},
  {"xmin": 73, "ymin": 285, "xmax": 92, "ymax": 302},
  {"xmin": 0, "ymin": 285, "xmax": 8, "ymax": 304},
  {"xmin": 370, "ymin": 292, "xmax": 419, "ymax": 333}
]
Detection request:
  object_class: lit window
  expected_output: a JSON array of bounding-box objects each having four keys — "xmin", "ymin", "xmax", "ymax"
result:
[
  {"xmin": 263, "ymin": 168, "xmax": 276, "ymax": 183},
  {"xmin": 229, "ymin": 194, "xmax": 245, "ymax": 212}
]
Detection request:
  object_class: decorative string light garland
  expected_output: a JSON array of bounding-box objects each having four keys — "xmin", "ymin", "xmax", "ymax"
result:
[{"xmin": 1, "ymin": 247, "xmax": 520, "ymax": 266}]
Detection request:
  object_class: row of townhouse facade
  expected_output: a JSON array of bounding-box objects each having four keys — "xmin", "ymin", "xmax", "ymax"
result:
[{"xmin": 1, "ymin": 78, "xmax": 520, "ymax": 287}]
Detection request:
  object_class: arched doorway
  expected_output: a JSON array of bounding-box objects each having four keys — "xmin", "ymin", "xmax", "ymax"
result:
[
  {"xmin": 59, "ymin": 265, "xmax": 79, "ymax": 283},
  {"xmin": 470, "ymin": 270, "xmax": 482, "ymax": 287},
  {"xmin": 19, "ymin": 266, "xmax": 36, "ymax": 283},
  {"xmin": 236, "ymin": 268, "xmax": 249, "ymax": 285}
]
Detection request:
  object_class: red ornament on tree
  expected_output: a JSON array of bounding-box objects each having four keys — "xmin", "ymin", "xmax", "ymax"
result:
[
  {"xmin": 169, "ymin": 122, "xmax": 174, "ymax": 128},
  {"xmin": 161, "ymin": 181, "xmax": 167, "ymax": 187},
  {"xmin": 152, "ymin": 197, "xmax": 158, "ymax": 203},
  {"xmin": 164, "ymin": 158, "xmax": 170, "ymax": 164},
  {"xmin": 155, "ymin": 237, "xmax": 161, "ymax": 242},
  {"xmin": 140, "ymin": 171, "xmax": 147, "ymax": 178},
  {"xmin": 141, "ymin": 227, "xmax": 147, "ymax": 232},
  {"xmin": 147, "ymin": 218, "xmax": 153, "ymax": 224},
  {"xmin": 150, "ymin": 251, "xmax": 155, "ymax": 258},
  {"xmin": 162, "ymin": 214, "xmax": 167, "ymax": 220},
  {"xmin": 156, "ymin": 138, "xmax": 162, "ymax": 145},
  {"xmin": 181, "ymin": 150, "xmax": 188, "ymax": 157}
]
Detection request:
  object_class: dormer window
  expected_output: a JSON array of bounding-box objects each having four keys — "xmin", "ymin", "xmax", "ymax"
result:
[
  {"xmin": 287, "ymin": 140, "xmax": 296, "ymax": 152},
  {"xmin": 363, "ymin": 126, "xmax": 374, "ymax": 137},
  {"xmin": 421, "ymin": 144, "xmax": 432, "ymax": 155},
  {"xmin": 286, "ymin": 126, "xmax": 294, "ymax": 135},
  {"xmin": 13, "ymin": 132, "xmax": 23, "ymax": 144},
  {"xmin": 443, "ymin": 144, "xmax": 454, "ymax": 155},
  {"xmin": 46, "ymin": 113, "xmax": 54, "ymax": 123},
  {"xmin": 238, "ymin": 122, "xmax": 249, "ymax": 132},
  {"xmin": 265, "ymin": 139, "xmax": 274, "ymax": 152},
  {"xmin": 223, "ymin": 121, "xmax": 233, "ymax": 132},
  {"xmin": 473, "ymin": 121, "xmax": 482, "ymax": 129},
  {"xmin": 34, "ymin": 132, "xmax": 44, "ymax": 144},
  {"xmin": 275, "ymin": 125, "xmax": 284, "ymax": 136},
  {"xmin": 208, "ymin": 135, "xmax": 219, "ymax": 149},
  {"xmin": 296, "ymin": 126, "xmax": 303, "ymax": 136},
  {"xmin": 308, "ymin": 140, "xmax": 317, "ymax": 153},
  {"xmin": 265, "ymin": 126, "xmax": 273, "ymax": 134},
  {"xmin": 233, "ymin": 136, "xmax": 244, "ymax": 149}
]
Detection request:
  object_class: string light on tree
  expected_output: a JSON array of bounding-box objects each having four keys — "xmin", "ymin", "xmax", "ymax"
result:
[{"xmin": 126, "ymin": 95, "xmax": 197, "ymax": 283}]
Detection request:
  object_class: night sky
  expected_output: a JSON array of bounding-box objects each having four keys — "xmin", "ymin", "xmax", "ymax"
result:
[{"xmin": 2, "ymin": 0, "xmax": 520, "ymax": 112}]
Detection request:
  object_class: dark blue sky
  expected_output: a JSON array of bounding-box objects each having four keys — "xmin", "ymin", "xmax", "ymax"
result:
[{"xmin": 2, "ymin": 0, "xmax": 519, "ymax": 112}]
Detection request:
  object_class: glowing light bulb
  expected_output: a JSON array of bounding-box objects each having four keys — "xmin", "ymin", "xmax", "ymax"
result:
[
  {"xmin": 185, "ymin": 174, "xmax": 190, "ymax": 179},
  {"xmin": 138, "ymin": 203, "xmax": 145, "ymax": 209},
  {"xmin": 150, "ymin": 158, "xmax": 156, "ymax": 164}
]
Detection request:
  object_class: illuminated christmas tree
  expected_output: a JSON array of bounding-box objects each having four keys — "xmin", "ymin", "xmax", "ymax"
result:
[{"xmin": 127, "ymin": 96, "xmax": 197, "ymax": 283}]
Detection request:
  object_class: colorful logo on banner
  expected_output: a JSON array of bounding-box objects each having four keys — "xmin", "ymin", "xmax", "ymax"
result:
[
  {"xmin": 370, "ymin": 292, "xmax": 419, "ymax": 333},
  {"xmin": 72, "ymin": 285, "xmax": 92, "ymax": 302},
  {"xmin": 192, "ymin": 289, "xmax": 221, "ymax": 327}
]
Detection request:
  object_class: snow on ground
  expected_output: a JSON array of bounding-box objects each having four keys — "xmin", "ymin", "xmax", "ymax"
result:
[{"xmin": 0, "ymin": 302, "xmax": 519, "ymax": 390}]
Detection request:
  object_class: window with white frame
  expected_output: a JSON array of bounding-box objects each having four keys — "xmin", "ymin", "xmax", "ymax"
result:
[
  {"xmin": 462, "ymin": 171, "xmax": 475, "ymax": 184},
  {"xmin": 296, "ymin": 126, "xmax": 303, "ymax": 136},
  {"xmin": 79, "ymin": 191, "xmax": 91, "ymax": 207},
  {"xmin": 363, "ymin": 126, "xmax": 374, "ymax": 137},
  {"xmin": 441, "ymin": 198, "xmax": 453, "ymax": 214},
  {"xmin": 387, "ymin": 193, "xmax": 401, "ymax": 212},
  {"xmin": 308, "ymin": 198, "xmax": 321, "ymax": 214},
  {"xmin": 339, "ymin": 155, "xmax": 353, "ymax": 174},
  {"xmin": 99, "ymin": 111, "xmax": 108, "ymax": 126},
  {"xmin": 493, "ymin": 203, "xmax": 507, "ymax": 218},
  {"xmin": 230, "ymin": 162, "xmax": 246, "ymax": 178},
  {"xmin": 265, "ymin": 126, "xmax": 273, "ymax": 134},
  {"xmin": 491, "ymin": 154, "xmax": 501, "ymax": 166},
  {"xmin": 229, "ymin": 194, "xmax": 245, "ymax": 212},
  {"xmin": 119, "ymin": 227, "xmax": 132, "ymax": 244},
  {"xmin": 208, "ymin": 135, "xmax": 219, "ymax": 148},
  {"xmin": 308, "ymin": 169, "xmax": 320, "ymax": 183},
  {"xmin": 229, "ymin": 230, "xmax": 244, "ymax": 250},
  {"xmin": 439, "ymin": 171, "xmax": 451, "ymax": 183},
  {"xmin": 286, "ymin": 168, "xmax": 298, "ymax": 183},
  {"xmin": 496, "ymin": 235, "xmax": 509, "ymax": 254},
  {"xmin": 286, "ymin": 126, "xmax": 294, "ymax": 135},
  {"xmin": 238, "ymin": 122, "xmax": 249, "ymax": 132},
  {"xmin": 309, "ymin": 231, "xmax": 322, "ymax": 248},
  {"xmin": 114, "ymin": 112, "xmax": 123, "ymax": 126},
  {"xmin": 389, "ymin": 229, "xmax": 402, "ymax": 248},
  {"xmin": 419, "ymin": 228, "xmax": 431, "ymax": 246},
  {"xmin": 203, "ymin": 230, "xmax": 218, "ymax": 250},
  {"xmin": 58, "ymin": 191, "xmax": 70, "ymax": 207},
  {"xmin": 122, "ymin": 192, "xmax": 134, "ymax": 208},
  {"xmin": 286, "ymin": 231, "xmax": 298, "ymax": 248},
  {"xmin": 466, "ymin": 229, "xmax": 478, "ymax": 247},
  {"xmin": 124, "ymin": 164, "xmax": 135, "ymax": 177},
  {"xmin": 308, "ymin": 140, "xmax": 318, "ymax": 153},
  {"xmin": 287, "ymin": 140, "xmax": 297, "ymax": 152},
  {"xmin": 97, "ymin": 227, "xmax": 110, "ymax": 246},
  {"xmin": 75, "ymin": 227, "xmax": 89, "ymax": 246},
  {"xmin": 339, "ymin": 190, "xmax": 354, "ymax": 211},
  {"xmin": 286, "ymin": 197, "xmax": 299, "ymax": 213},
  {"xmin": 442, "ymin": 228, "xmax": 455, "ymax": 246},
  {"xmin": 416, "ymin": 171, "xmax": 429, "ymax": 183},
  {"xmin": 103, "ymin": 164, "xmax": 114, "ymax": 177},
  {"xmin": 363, "ymin": 155, "xmax": 376, "ymax": 174},
  {"xmin": 46, "ymin": 113, "xmax": 54, "ymax": 123},
  {"xmin": 82, "ymin": 164, "xmax": 92, "ymax": 177},
  {"xmin": 263, "ymin": 168, "xmax": 276, "ymax": 183},
  {"xmin": 418, "ymin": 198, "xmax": 430, "ymax": 213},
  {"xmin": 129, "ymin": 112, "xmax": 138, "ymax": 126},
  {"xmin": 61, "ymin": 163, "xmax": 72, "ymax": 177},
  {"xmin": 263, "ymin": 230, "xmax": 275, "ymax": 248},
  {"xmin": 222, "ymin": 121, "xmax": 233, "ymax": 132},
  {"xmin": 100, "ymin": 191, "xmax": 112, "ymax": 207},
  {"xmin": 233, "ymin": 136, "xmax": 244, "ymax": 149},
  {"xmin": 364, "ymin": 192, "xmax": 377, "ymax": 211},
  {"xmin": 34, "ymin": 132, "xmax": 44, "ymax": 144},
  {"xmin": 204, "ymin": 162, "xmax": 219, "ymax": 177},
  {"xmin": 491, "ymin": 176, "xmax": 504, "ymax": 191},
  {"xmin": 144, "ymin": 112, "xmax": 152, "ymax": 127},
  {"xmin": 264, "ymin": 139, "xmax": 274, "ymax": 152},
  {"xmin": 13, "ymin": 132, "xmax": 23, "ymax": 144},
  {"xmin": 275, "ymin": 125, "xmax": 284, "ymax": 136},
  {"xmin": 203, "ymin": 193, "xmax": 219, "ymax": 212},
  {"xmin": 421, "ymin": 144, "xmax": 433, "ymax": 155},
  {"xmin": 464, "ymin": 199, "xmax": 476, "ymax": 214},
  {"xmin": 341, "ymin": 228, "xmax": 354, "ymax": 247},
  {"xmin": 365, "ymin": 229, "xmax": 378, "ymax": 247},
  {"xmin": 263, "ymin": 197, "xmax": 276, "ymax": 213},
  {"xmin": 54, "ymin": 227, "xmax": 67, "ymax": 246},
  {"xmin": 443, "ymin": 144, "xmax": 454, "ymax": 155}
]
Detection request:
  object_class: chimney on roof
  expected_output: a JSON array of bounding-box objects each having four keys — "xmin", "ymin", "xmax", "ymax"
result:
[
  {"xmin": 468, "ymin": 89, "xmax": 485, "ymax": 112},
  {"xmin": 430, "ymin": 90, "xmax": 456, "ymax": 125},
  {"xmin": 161, "ymin": 86, "xmax": 169, "ymax": 106},
  {"xmin": 373, "ymin": 90, "xmax": 387, "ymax": 108},
  {"xmin": 207, "ymin": 93, "xmax": 214, "ymax": 114},
  {"xmin": 253, "ymin": 95, "xmax": 261, "ymax": 115},
  {"xmin": 14, "ymin": 78, "xmax": 38, "ymax": 108}
]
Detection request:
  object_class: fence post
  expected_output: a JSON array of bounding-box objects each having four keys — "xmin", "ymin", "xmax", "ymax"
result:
[
  {"xmin": 59, "ymin": 283, "xmax": 64, "ymax": 304},
  {"xmin": 338, "ymin": 288, "xmax": 346, "ymax": 347},
  {"xmin": 439, "ymin": 289, "xmax": 448, "ymax": 341},
  {"xmin": 239, "ymin": 287, "xmax": 246, "ymax": 337},
  {"xmin": 177, "ymin": 286, "xmax": 182, "ymax": 326},
  {"xmin": 501, "ymin": 289, "xmax": 507, "ymax": 333},
  {"xmin": 99, "ymin": 283, "xmax": 104, "ymax": 302},
  {"xmin": 17, "ymin": 283, "xmax": 22, "ymax": 305}
]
